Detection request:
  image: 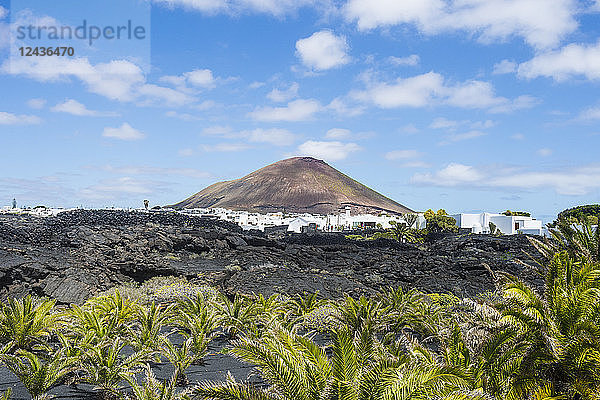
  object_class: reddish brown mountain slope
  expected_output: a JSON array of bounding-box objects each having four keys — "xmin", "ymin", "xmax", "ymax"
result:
[{"xmin": 171, "ymin": 157, "xmax": 413, "ymax": 215}]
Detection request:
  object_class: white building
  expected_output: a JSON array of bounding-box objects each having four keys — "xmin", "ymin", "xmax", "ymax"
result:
[
  {"xmin": 452, "ymin": 213, "xmax": 544, "ymax": 235},
  {"xmin": 183, "ymin": 207, "xmax": 425, "ymax": 233}
]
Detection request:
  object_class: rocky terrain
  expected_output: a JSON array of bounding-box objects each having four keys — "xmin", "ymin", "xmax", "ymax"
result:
[{"xmin": 0, "ymin": 209, "xmax": 545, "ymax": 304}]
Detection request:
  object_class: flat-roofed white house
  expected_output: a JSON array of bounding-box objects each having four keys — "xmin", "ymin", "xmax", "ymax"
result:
[{"xmin": 452, "ymin": 213, "xmax": 544, "ymax": 235}]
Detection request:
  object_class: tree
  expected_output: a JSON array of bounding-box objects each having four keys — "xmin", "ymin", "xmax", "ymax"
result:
[
  {"xmin": 402, "ymin": 213, "xmax": 419, "ymax": 229},
  {"xmin": 489, "ymin": 222, "xmax": 502, "ymax": 235},
  {"xmin": 502, "ymin": 210, "xmax": 531, "ymax": 217},
  {"xmin": 492, "ymin": 252, "xmax": 600, "ymax": 399},
  {"xmin": 531, "ymin": 217, "xmax": 600, "ymax": 263},
  {"xmin": 389, "ymin": 220, "xmax": 416, "ymax": 243},
  {"xmin": 424, "ymin": 209, "xmax": 459, "ymax": 234},
  {"xmin": 556, "ymin": 204, "xmax": 600, "ymax": 225}
]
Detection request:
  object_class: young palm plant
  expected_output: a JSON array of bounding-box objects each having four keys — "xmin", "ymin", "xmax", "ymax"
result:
[
  {"xmin": 88, "ymin": 290, "xmax": 140, "ymax": 325},
  {"xmin": 130, "ymin": 302, "xmax": 174, "ymax": 353},
  {"xmin": 335, "ymin": 294, "xmax": 391, "ymax": 335},
  {"xmin": 215, "ymin": 293, "xmax": 260, "ymax": 338},
  {"xmin": 173, "ymin": 308, "xmax": 217, "ymax": 363},
  {"xmin": 494, "ymin": 251, "xmax": 600, "ymax": 399},
  {"xmin": 125, "ymin": 364, "xmax": 192, "ymax": 400},
  {"xmin": 160, "ymin": 336, "xmax": 197, "ymax": 386},
  {"xmin": 0, "ymin": 350, "xmax": 76, "ymax": 400},
  {"xmin": 68, "ymin": 305, "xmax": 126, "ymax": 344},
  {"xmin": 79, "ymin": 337, "xmax": 154, "ymax": 400},
  {"xmin": 192, "ymin": 325, "xmax": 479, "ymax": 400},
  {"xmin": 0, "ymin": 296, "xmax": 57, "ymax": 352},
  {"xmin": 0, "ymin": 388, "xmax": 11, "ymax": 400}
]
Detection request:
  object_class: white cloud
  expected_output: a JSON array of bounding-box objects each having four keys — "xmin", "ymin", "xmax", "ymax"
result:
[
  {"xmin": 493, "ymin": 59, "xmax": 517, "ymax": 74},
  {"xmin": 200, "ymin": 126, "xmax": 296, "ymax": 146},
  {"xmin": 439, "ymin": 130, "xmax": 487, "ymax": 145},
  {"xmin": 537, "ymin": 148, "xmax": 553, "ymax": 157},
  {"xmin": 246, "ymin": 128, "xmax": 296, "ymax": 146},
  {"xmin": 412, "ymin": 163, "xmax": 484, "ymax": 186},
  {"xmin": 185, "ymin": 69, "xmax": 216, "ymax": 88},
  {"xmin": 137, "ymin": 84, "xmax": 194, "ymax": 107},
  {"xmin": 99, "ymin": 165, "xmax": 210, "ymax": 178},
  {"xmin": 0, "ymin": 111, "xmax": 41, "ymax": 125},
  {"xmin": 325, "ymin": 128, "xmax": 352, "ymax": 139},
  {"xmin": 80, "ymin": 177, "xmax": 162, "ymax": 200},
  {"xmin": 152, "ymin": 0, "xmax": 324, "ymax": 17},
  {"xmin": 0, "ymin": 23, "xmax": 9, "ymax": 50},
  {"xmin": 385, "ymin": 149, "xmax": 422, "ymax": 160},
  {"xmin": 388, "ymin": 54, "xmax": 420, "ymax": 66},
  {"xmin": 201, "ymin": 143, "xmax": 251, "ymax": 152},
  {"xmin": 179, "ymin": 148, "xmax": 195, "ymax": 157},
  {"xmin": 296, "ymin": 30, "xmax": 350, "ymax": 71},
  {"xmin": 267, "ymin": 82, "xmax": 299, "ymax": 102},
  {"xmin": 3, "ymin": 57, "xmax": 195, "ymax": 107},
  {"xmin": 579, "ymin": 105, "xmax": 600, "ymax": 120},
  {"xmin": 430, "ymin": 117, "xmax": 460, "ymax": 130},
  {"xmin": 518, "ymin": 41, "xmax": 600, "ymax": 81},
  {"xmin": 344, "ymin": 0, "xmax": 578, "ymax": 49},
  {"xmin": 488, "ymin": 166, "xmax": 600, "ymax": 195},
  {"xmin": 194, "ymin": 100, "xmax": 216, "ymax": 111},
  {"xmin": 412, "ymin": 163, "xmax": 600, "ymax": 196},
  {"xmin": 297, "ymin": 140, "xmax": 361, "ymax": 161},
  {"xmin": 51, "ymin": 99, "xmax": 117, "ymax": 117},
  {"xmin": 165, "ymin": 111, "xmax": 201, "ymax": 121},
  {"xmin": 249, "ymin": 81, "xmax": 265, "ymax": 89},
  {"xmin": 430, "ymin": 118, "xmax": 495, "ymax": 130},
  {"xmin": 488, "ymin": 95, "xmax": 540, "ymax": 114},
  {"xmin": 249, "ymin": 99, "xmax": 321, "ymax": 121},
  {"xmin": 0, "ymin": 6, "xmax": 7, "ymax": 19},
  {"xmin": 324, "ymin": 127, "xmax": 374, "ymax": 140},
  {"xmin": 327, "ymin": 97, "xmax": 365, "ymax": 117},
  {"xmin": 445, "ymin": 80, "xmax": 506, "ymax": 108},
  {"xmin": 102, "ymin": 123, "xmax": 145, "ymax": 141},
  {"xmin": 202, "ymin": 125, "xmax": 234, "ymax": 136},
  {"xmin": 354, "ymin": 72, "xmax": 443, "ymax": 108},
  {"xmin": 353, "ymin": 72, "xmax": 535, "ymax": 112},
  {"xmin": 400, "ymin": 124, "xmax": 420, "ymax": 134},
  {"xmin": 511, "ymin": 133, "xmax": 525, "ymax": 140},
  {"xmin": 27, "ymin": 98, "xmax": 46, "ymax": 109}
]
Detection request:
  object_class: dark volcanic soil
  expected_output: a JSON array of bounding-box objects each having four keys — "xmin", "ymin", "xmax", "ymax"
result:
[
  {"xmin": 0, "ymin": 209, "xmax": 547, "ymax": 399},
  {"xmin": 0, "ymin": 209, "xmax": 544, "ymax": 304}
]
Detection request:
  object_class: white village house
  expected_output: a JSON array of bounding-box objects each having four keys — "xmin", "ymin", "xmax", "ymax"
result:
[{"xmin": 451, "ymin": 213, "xmax": 544, "ymax": 235}]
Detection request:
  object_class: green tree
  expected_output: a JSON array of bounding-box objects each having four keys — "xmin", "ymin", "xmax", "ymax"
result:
[
  {"xmin": 492, "ymin": 252, "xmax": 600, "ymax": 399},
  {"xmin": 424, "ymin": 209, "xmax": 458, "ymax": 234}
]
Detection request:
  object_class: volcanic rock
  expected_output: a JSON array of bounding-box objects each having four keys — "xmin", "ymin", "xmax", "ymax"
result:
[{"xmin": 0, "ymin": 210, "xmax": 545, "ymax": 304}]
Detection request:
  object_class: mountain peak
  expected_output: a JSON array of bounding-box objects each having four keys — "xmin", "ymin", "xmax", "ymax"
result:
[{"xmin": 172, "ymin": 158, "xmax": 413, "ymax": 215}]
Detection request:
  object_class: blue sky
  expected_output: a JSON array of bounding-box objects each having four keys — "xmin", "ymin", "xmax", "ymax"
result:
[{"xmin": 1, "ymin": 0, "xmax": 599, "ymax": 222}]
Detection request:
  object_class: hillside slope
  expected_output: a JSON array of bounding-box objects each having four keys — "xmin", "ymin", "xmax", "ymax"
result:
[{"xmin": 172, "ymin": 157, "xmax": 414, "ymax": 215}]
